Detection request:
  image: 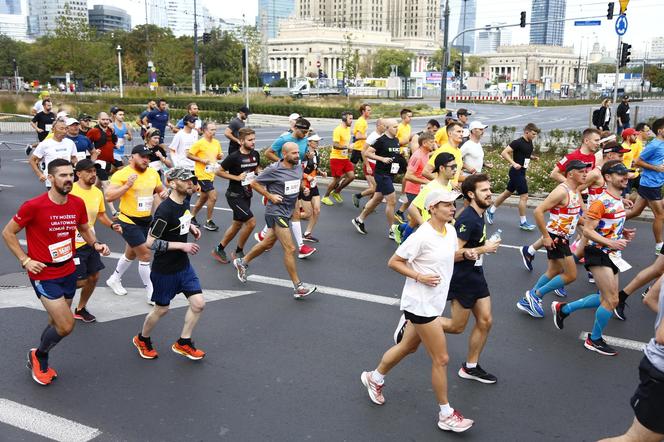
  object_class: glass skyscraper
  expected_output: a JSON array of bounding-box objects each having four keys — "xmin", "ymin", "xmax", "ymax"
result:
[
  {"xmin": 529, "ymin": 0, "xmax": 566, "ymax": 46},
  {"xmin": 257, "ymin": 0, "xmax": 295, "ymax": 40}
]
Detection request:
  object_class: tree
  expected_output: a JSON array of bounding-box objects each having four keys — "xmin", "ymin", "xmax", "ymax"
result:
[
  {"xmin": 653, "ymin": 69, "xmax": 664, "ymax": 90},
  {"xmin": 587, "ymin": 63, "xmax": 616, "ymax": 83},
  {"xmin": 465, "ymin": 56, "xmax": 485, "ymax": 76},
  {"xmin": 372, "ymin": 49, "xmax": 414, "ymax": 77},
  {"xmin": 428, "ymin": 47, "xmax": 460, "ymax": 72},
  {"xmin": 341, "ymin": 33, "xmax": 360, "ymax": 80}
]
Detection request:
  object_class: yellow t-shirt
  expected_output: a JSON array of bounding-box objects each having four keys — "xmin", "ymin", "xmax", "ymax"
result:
[
  {"xmin": 435, "ymin": 127, "xmax": 448, "ymax": 147},
  {"xmin": 111, "ymin": 166, "xmax": 161, "ymax": 224},
  {"xmin": 622, "ymin": 139, "xmax": 643, "ymax": 177},
  {"xmin": 396, "ymin": 123, "xmax": 411, "ymax": 149},
  {"xmin": 353, "ymin": 116, "xmax": 368, "ymax": 151},
  {"xmin": 70, "ymin": 182, "xmax": 105, "ymax": 249},
  {"xmin": 189, "ymin": 137, "xmax": 222, "ymax": 181},
  {"xmin": 412, "ymin": 179, "xmax": 453, "ymax": 222},
  {"xmin": 428, "ymin": 143, "xmax": 462, "ymax": 182},
  {"xmin": 331, "ymin": 124, "xmax": 351, "ymax": 160}
]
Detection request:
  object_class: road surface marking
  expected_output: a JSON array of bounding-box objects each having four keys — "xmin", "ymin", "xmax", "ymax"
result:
[
  {"xmin": 0, "ymin": 183, "xmax": 15, "ymax": 188},
  {"xmin": 578, "ymin": 332, "xmax": 646, "ymax": 352},
  {"xmin": 0, "ymin": 398, "xmax": 101, "ymax": 442},
  {"xmin": 190, "ymin": 203, "xmax": 232, "ymax": 212},
  {"xmin": 500, "ymin": 244, "xmax": 547, "ymax": 254}
]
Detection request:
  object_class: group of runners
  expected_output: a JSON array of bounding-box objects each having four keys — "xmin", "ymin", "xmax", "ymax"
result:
[{"xmin": 4, "ymin": 97, "xmax": 664, "ymax": 439}]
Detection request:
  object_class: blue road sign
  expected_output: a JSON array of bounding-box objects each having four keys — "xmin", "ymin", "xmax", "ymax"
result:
[
  {"xmin": 574, "ymin": 20, "xmax": 601, "ymax": 26},
  {"xmin": 615, "ymin": 14, "xmax": 628, "ymax": 36}
]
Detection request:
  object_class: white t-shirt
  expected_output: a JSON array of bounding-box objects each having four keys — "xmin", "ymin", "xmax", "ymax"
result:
[
  {"xmin": 33, "ymin": 100, "xmax": 44, "ymax": 114},
  {"xmin": 365, "ymin": 130, "xmax": 383, "ymax": 164},
  {"xmin": 395, "ymin": 221, "xmax": 458, "ymax": 317},
  {"xmin": 33, "ymin": 138, "xmax": 77, "ymax": 187},
  {"xmin": 460, "ymin": 139, "xmax": 484, "ymax": 175},
  {"xmin": 169, "ymin": 129, "xmax": 198, "ymax": 169}
]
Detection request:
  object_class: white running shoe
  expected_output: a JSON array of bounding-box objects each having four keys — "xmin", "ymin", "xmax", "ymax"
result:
[
  {"xmin": 438, "ymin": 410, "xmax": 474, "ymax": 433},
  {"xmin": 106, "ymin": 277, "xmax": 127, "ymax": 296}
]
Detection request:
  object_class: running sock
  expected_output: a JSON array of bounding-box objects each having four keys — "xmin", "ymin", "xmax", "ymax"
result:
[
  {"xmin": 657, "ymin": 242, "xmax": 663, "ymax": 251},
  {"xmin": 138, "ymin": 333, "xmax": 150, "ymax": 342},
  {"xmin": 354, "ymin": 193, "xmax": 362, "ymax": 201},
  {"xmin": 561, "ymin": 293, "xmax": 600, "ymax": 315},
  {"xmin": 395, "ymin": 210, "xmax": 404, "ymax": 219},
  {"xmin": 39, "ymin": 325, "xmax": 50, "ymax": 342},
  {"xmin": 217, "ymin": 243, "xmax": 225, "ymax": 251},
  {"xmin": 528, "ymin": 245, "xmax": 536, "ymax": 255},
  {"xmin": 357, "ymin": 215, "xmax": 365, "ymax": 223},
  {"xmin": 535, "ymin": 275, "xmax": 564, "ymax": 299},
  {"xmin": 465, "ymin": 362, "xmax": 477, "ymax": 369},
  {"xmin": 591, "ymin": 306, "xmax": 613, "ymax": 340},
  {"xmin": 520, "ymin": 216, "xmax": 527, "ymax": 224},
  {"xmin": 533, "ymin": 274, "xmax": 551, "ymax": 291},
  {"xmin": 138, "ymin": 261, "xmax": 152, "ymax": 294},
  {"xmin": 35, "ymin": 349, "xmax": 48, "ymax": 369},
  {"xmin": 371, "ymin": 370, "xmax": 385, "ymax": 384},
  {"xmin": 618, "ymin": 289, "xmax": 629, "ymax": 303},
  {"xmin": 261, "ymin": 225, "xmax": 268, "ymax": 236},
  {"xmin": 291, "ymin": 221, "xmax": 304, "ymax": 248},
  {"xmin": 112, "ymin": 254, "xmax": 133, "ymax": 279},
  {"xmin": 402, "ymin": 224, "xmax": 415, "ymax": 241},
  {"xmin": 177, "ymin": 337, "xmax": 192, "ymax": 346},
  {"xmin": 38, "ymin": 326, "xmax": 64, "ymax": 353},
  {"xmin": 439, "ymin": 403, "xmax": 454, "ymax": 416},
  {"xmin": 235, "ymin": 246, "xmax": 243, "ymax": 254}
]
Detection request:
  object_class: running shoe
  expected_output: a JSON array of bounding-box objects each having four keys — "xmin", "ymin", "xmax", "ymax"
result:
[
  {"xmin": 298, "ymin": 244, "xmax": 317, "ymax": 259},
  {"xmin": 393, "ymin": 211, "xmax": 405, "ymax": 224},
  {"xmin": 553, "ymin": 287, "xmax": 568, "ymax": 298},
  {"xmin": 26, "ymin": 349, "xmax": 52, "ymax": 386},
  {"xmin": 204, "ymin": 220, "xmax": 219, "ymax": 231},
  {"xmin": 352, "ymin": 218, "xmax": 367, "ymax": 234},
  {"xmin": 393, "ymin": 314, "xmax": 407, "ymax": 344},
  {"xmin": 438, "ymin": 410, "xmax": 474, "ymax": 433},
  {"xmin": 147, "ymin": 291, "xmax": 155, "ymax": 306},
  {"xmin": 321, "ymin": 196, "xmax": 334, "ymax": 206},
  {"xmin": 191, "ymin": 216, "xmax": 200, "ymax": 227},
  {"xmin": 106, "ymin": 277, "xmax": 127, "ymax": 296},
  {"xmin": 390, "ymin": 224, "xmax": 402, "ymax": 245},
  {"xmin": 73, "ymin": 307, "xmax": 96, "ymax": 323},
  {"xmin": 614, "ymin": 300, "xmax": 628, "ymax": 321},
  {"xmin": 25, "ymin": 144, "xmax": 32, "ymax": 156},
  {"xmin": 172, "ymin": 341, "xmax": 206, "ymax": 360},
  {"xmin": 293, "ymin": 282, "xmax": 317, "ymax": 299},
  {"xmin": 551, "ymin": 301, "xmax": 568, "ymax": 330},
  {"xmin": 587, "ymin": 271, "xmax": 595, "ymax": 284},
  {"xmin": 519, "ymin": 221, "xmax": 536, "ymax": 231},
  {"xmin": 211, "ymin": 247, "xmax": 229, "ymax": 264},
  {"xmin": 303, "ymin": 233, "xmax": 319, "ymax": 243},
  {"xmin": 516, "ymin": 290, "xmax": 544, "ymax": 318},
  {"xmin": 352, "ymin": 193, "xmax": 361, "ymax": 208},
  {"xmin": 485, "ymin": 209, "xmax": 495, "ymax": 225},
  {"xmin": 254, "ymin": 230, "xmax": 265, "ymax": 242},
  {"xmin": 331, "ymin": 191, "xmax": 343, "ymax": 203},
  {"xmin": 132, "ymin": 335, "xmax": 158, "ymax": 359},
  {"xmin": 520, "ymin": 246, "xmax": 534, "ymax": 271},
  {"xmin": 642, "ymin": 286, "xmax": 651, "ymax": 299},
  {"xmin": 388, "ymin": 230, "xmax": 396, "ymax": 240},
  {"xmin": 656, "ymin": 244, "xmax": 662, "ymax": 255},
  {"xmin": 360, "ymin": 371, "xmax": 385, "ymax": 405},
  {"xmin": 584, "ymin": 334, "xmax": 617, "ymax": 356},
  {"xmin": 233, "ymin": 258, "xmax": 248, "ymax": 283},
  {"xmin": 458, "ymin": 363, "xmax": 497, "ymax": 384}
]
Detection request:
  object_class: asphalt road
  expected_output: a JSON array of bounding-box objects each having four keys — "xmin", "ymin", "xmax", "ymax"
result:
[{"xmin": 0, "ymin": 135, "xmax": 660, "ymax": 441}]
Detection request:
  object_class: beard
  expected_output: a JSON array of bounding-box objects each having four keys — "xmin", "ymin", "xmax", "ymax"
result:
[
  {"xmin": 286, "ymin": 157, "xmax": 299, "ymax": 165},
  {"xmin": 476, "ymin": 197, "xmax": 492, "ymax": 210},
  {"xmin": 54, "ymin": 182, "xmax": 73, "ymax": 195}
]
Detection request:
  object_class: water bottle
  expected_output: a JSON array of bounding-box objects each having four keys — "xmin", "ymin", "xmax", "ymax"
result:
[{"xmin": 488, "ymin": 229, "xmax": 502, "ymax": 242}]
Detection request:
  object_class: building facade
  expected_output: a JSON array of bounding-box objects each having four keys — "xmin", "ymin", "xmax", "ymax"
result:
[
  {"xmin": 28, "ymin": 0, "xmax": 88, "ymax": 39},
  {"xmin": 476, "ymin": 24, "xmax": 511, "ymax": 54},
  {"xmin": 651, "ymin": 36, "xmax": 664, "ymax": 59},
  {"xmin": 0, "ymin": 0, "xmax": 28, "ymax": 41},
  {"xmin": 166, "ymin": 1, "xmax": 212, "ymax": 37},
  {"xmin": 258, "ymin": 0, "xmax": 295, "ymax": 39},
  {"xmin": 88, "ymin": 5, "xmax": 131, "ymax": 34},
  {"xmin": 147, "ymin": 0, "xmax": 169, "ymax": 28},
  {"xmin": 529, "ymin": 0, "xmax": 566, "ymax": 46},
  {"xmin": 454, "ymin": 0, "xmax": 476, "ymax": 53}
]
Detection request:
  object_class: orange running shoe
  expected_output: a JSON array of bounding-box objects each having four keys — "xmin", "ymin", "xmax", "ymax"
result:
[
  {"xmin": 171, "ymin": 341, "xmax": 206, "ymax": 360},
  {"xmin": 26, "ymin": 349, "xmax": 52, "ymax": 386},
  {"xmin": 132, "ymin": 335, "xmax": 158, "ymax": 359}
]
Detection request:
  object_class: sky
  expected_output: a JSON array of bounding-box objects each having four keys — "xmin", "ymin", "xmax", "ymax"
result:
[{"xmin": 93, "ymin": 0, "xmax": 662, "ymax": 57}]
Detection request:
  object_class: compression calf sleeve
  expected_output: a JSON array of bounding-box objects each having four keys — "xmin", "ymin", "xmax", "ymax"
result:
[
  {"xmin": 533, "ymin": 274, "xmax": 551, "ymax": 291},
  {"xmin": 591, "ymin": 306, "xmax": 613, "ymax": 340},
  {"xmin": 138, "ymin": 261, "xmax": 152, "ymax": 294},
  {"xmin": 561, "ymin": 293, "xmax": 601, "ymax": 315},
  {"xmin": 291, "ymin": 221, "xmax": 304, "ymax": 248},
  {"xmin": 536, "ymin": 275, "xmax": 564, "ymax": 299},
  {"xmin": 112, "ymin": 254, "xmax": 133, "ymax": 279},
  {"xmin": 38, "ymin": 325, "xmax": 64, "ymax": 353}
]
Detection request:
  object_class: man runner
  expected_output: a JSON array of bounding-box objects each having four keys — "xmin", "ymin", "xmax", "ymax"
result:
[
  {"xmin": 352, "ymin": 118, "xmax": 384, "ymax": 208},
  {"xmin": 322, "ymin": 111, "xmax": 355, "ymax": 206},
  {"xmin": 30, "ymin": 117, "xmax": 78, "ymax": 189},
  {"xmin": 188, "ymin": 122, "xmax": 223, "ymax": 231}
]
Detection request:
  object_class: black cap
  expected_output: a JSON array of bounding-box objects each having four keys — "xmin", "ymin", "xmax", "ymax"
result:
[
  {"xmin": 602, "ymin": 162, "xmax": 633, "ymax": 175},
  {"xmin": 565, "ymin": 159, "xmax": 592, "ymax": 174},
  {"xmin": 78, "ymin": 113, "xmax": 92, "ymax": 121},
  {"xmin": 183, "ymin": 114, "xmax": 198, "ymax": 124},
  {"xmin": 602, "ymin": 141, "xmax": 630, "ymax": 154},
  {"xmin": 456, "ymin": 108, "xmax": 471, "ymax": 116},
  {"xmin": 131, "ymin": 145, "xmax": 152, "ymax": 156},
  {"xmin": 109, "ymin": 106, "xmax": 119, "ymax": 115},
  {"xmin": 445, "ymin": 111, "xmax": 457, "ymax": 121},
  {"xmin": 74, "ymin": 158, "xmax": 95, "ymax": 172},
  {"xmin": 239, "ymin": 106, "xmax": 250, "ymax": 115}
]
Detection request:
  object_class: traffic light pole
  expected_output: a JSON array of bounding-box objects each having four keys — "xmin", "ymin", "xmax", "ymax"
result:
[
  {"xmin": 439, "ymin": 0, "xmax": 450, "ymax": 109},
  {"xmin": 193, "ymin": 0, "xmax": 200, "ymax": 95},
  {"xmin": 613, "ymin": 35, "xmax": 621, "ymax": 131}
]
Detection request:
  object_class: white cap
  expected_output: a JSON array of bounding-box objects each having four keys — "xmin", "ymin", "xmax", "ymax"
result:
[
  {"xmin": 425, "ymin": 189, "xmax": 461, "ymax": 209},
  {"xmin": 469, "ymin": 121, "xmax": 488, "ymax": 130},
  {"xmin": 308, "ymin": 134, "xmax": 322, "ymax": 141},
  {"xmin": 56, "ymin": 110, "xmax": 68, "ymax": 118},
  {"xmin": 288, "ymin": 113, "xmax": 300, "ymax": 121},
  {"xmin": 65, "ymin": 117, "xmax": 79, "ymax": 126}
]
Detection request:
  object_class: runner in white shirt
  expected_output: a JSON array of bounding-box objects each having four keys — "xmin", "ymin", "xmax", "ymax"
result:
[
  {"xmin": 169, "ymin": 115, "xmax": 198, "ymax": 170},
  {"xmin": 29, "ymin": 117, "xmax": 78, "ymax": 188},
  {"xmin": 461, "ymin": 121, "xmax": 488, "ymax": 176}
]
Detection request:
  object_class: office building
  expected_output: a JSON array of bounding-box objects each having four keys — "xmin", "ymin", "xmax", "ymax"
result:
[
  {"xmin": 651, "ymin": 36, "xmax": 664, "ymax": 59},
  {"xmin": 476, "ymin": 23, "xmax": 511, "ymax": 54},
  {"xmin": 147, "ymin": 0, "xmax": 168, "ymax": 28},
  {"xmin": 88, "ymin": 5, "xmax": 131, "ymax": 33},
  {"xmin": 28, "ymin": 0, "xmax": 89, "ymax": 39},
  {"xmin": 454, "ymin": 0, "xmax": 476, "ymax": 53},
  {"xmin": 0, "ymin": 0, "xmax": 28, "ymax": 41},
  {"xmin": 258, "ymin": 0, "xmax": 295, "ymax": 40},
  {"xmin": 166, "ymin": 1, "xmax": 212, "ymax": 37},
  {"xmin": 529, "ymin": 0, "xmax": 566, "ymax": 46}
]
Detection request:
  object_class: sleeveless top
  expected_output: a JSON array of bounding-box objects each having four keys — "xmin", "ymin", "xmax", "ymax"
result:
[{"xmin": 546, "ymin": 183, "xmax": 582, "ymax": 239}]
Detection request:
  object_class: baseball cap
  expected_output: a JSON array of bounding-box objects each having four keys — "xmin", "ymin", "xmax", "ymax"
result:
[
  {"xmin": 469, "ymin": 121, "xmax": 488, "ymax": 130},
  {"xmin": 78, "ymin": 113, "xmax": 92, "ymax": 121},
  {"xmin": 445, "ymin": 111, "xmax": 458, "ymax": 121},
  {"xmin": 56, "ymin": 111, "xmax": 68, "ymax": 118},
  {"xmin": 74, "ymin": 158, "xmax": 95, "ymax": 172},
  {"xmin": 425, "ymin": 189, "xmax": 461, "ymax": 210},
  {"xmin": 621, "ymin": 128, "xmax": 637, "ymax": 138},
  {"xmin": 131, "ymin": 145, "xmax": 152, "ymax": 156},
  {"xmin": 602, "ymin": 161, "xmax": 633, "ymax": 175},
  {"xmin": 602, "ymin": 141, "xmax": 630, "ymax": 154},
  {"xmin": 565, "ymin": 159, "xmax": 592, "ymax": 174},
  {"xmin": 456, "ymin": 108, "xmax": 471, "ymax": 117},
  {"xmin": 288, "ymin": 113, "xmax": 300, "ymax": 121},
  {"xmin": 239, "ymin": 106, "xmax": 250, "ymax": 115},
  {"xmin": 182, "ymin": 114, "xmax": 198, "ymax": 124},
  {"xmin": 65, "ymin": 117, "xmax": 79, "ymax": 126},
  {"xmin": 308, "ymin": 134, "xmax": 322, "ymax": 142},
  {"xmin": 166, "ymin": 167, "xmax": 196, "ymax": 181},
  {"xmin": 109, "ymin": 106, "xmax": 120, "ymax": 115}
]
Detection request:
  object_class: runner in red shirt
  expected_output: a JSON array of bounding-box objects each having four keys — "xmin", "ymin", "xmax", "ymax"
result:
[{"xmin": 2, "ymin": 159, "xmax": 110, "ymax": 386}]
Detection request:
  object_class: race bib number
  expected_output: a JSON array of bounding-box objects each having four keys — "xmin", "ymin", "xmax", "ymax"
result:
[
  {"xmin": 45, "ymin": 124, "xmax": 52, "ymax": 132},
  {"xmin": 523, "ymin": 158, "xmax": 531, "ymax": 169},
  {"xmin": 310, "ymin": 177, "xmax": 317, "ymax": 188},
  {"xmin": 204, "ymin": 163, "xmax": 219, "ymax": 174},
  {"xmin": 284, "ymin": 179, "xmax": 300, "ymax": 196},
  {"xmin": 117, "ymin": 138, "xmax": 125, "ymax": 147},
  {"xmin": 609, "ymin": 252, "xmax": 632, "ymax": 272},
  {"xmin": 48, "ymin": 239, "xmax": 72, "ymax": 263},
  {"xmin": 137, "ymin": 196, "xmax": 153, "ymax": 212},
  {"xmin": 390, "ymin": 162, "xmax": 400, "ymax": 174},
  {"xmin": 149, "ymin": 161, "xmax": 162, "ymax": 170},
  {"xmin": 179, "ymin": 212, "xmax": 192, "ymax": 235},
  {"xmin": 75, "ymin": 151, "xmax": 87, "ymax": 161},
  {"xmin": 341, "ymin": 148, "xmax": 348, "ymax": 158},
  {"xmin": 241, "ymin": 171, "xmax": 256, "ymax": 187},
  {"xmin": 73, "ymin": 257, "xmax": 80, "ymax": 266},
  {"xmin": 95, "ymin": 160, "xmax": 106, "ymax": 169}
]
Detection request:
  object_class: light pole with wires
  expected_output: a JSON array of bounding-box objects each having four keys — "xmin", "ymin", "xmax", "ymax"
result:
[{"xmin": 116, "ymin": 45, "xmax": 124, "ymax": 98}]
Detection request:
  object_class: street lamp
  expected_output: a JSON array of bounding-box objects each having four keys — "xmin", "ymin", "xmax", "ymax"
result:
[{"xmin": 116, "ymin": 45, "xmax": 124, "ymax": 98}]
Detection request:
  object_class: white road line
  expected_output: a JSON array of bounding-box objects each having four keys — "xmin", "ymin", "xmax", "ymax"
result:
[
  {"xmin": 578, "ymin": 331, "xmax": 647, "ymax": 352},
  {"xmin": 0, "ymin": 183, "xmax": 15, "ymax": 188},
  {"xmin": 247, "ymin": 274, "xmax": 400, "ymax": 306},
  {"xmin": 190, "ymin": 203, "xmax": 232, "ymax": 212},
  {"xmin": 500, "ymin": 244, "xmax": 547, "ymax": 254},
  {"xmin": 0, "ymin": 398, "xmax": 101, "ymax": 442}
]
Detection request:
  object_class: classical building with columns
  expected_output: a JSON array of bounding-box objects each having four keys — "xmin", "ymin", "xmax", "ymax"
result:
[
  {"xmin": 267, "ymin": 18, "xmax": 438, "ymax": 79},
  {"xmin": 477, "ymin": 45, "xmax": 588, "ymax": 86}
]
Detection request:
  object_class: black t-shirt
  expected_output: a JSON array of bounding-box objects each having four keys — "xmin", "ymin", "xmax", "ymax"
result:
[
  {"xmin": 227, "ymin": 117, "xmax": 245, "ymax": 155},
  {"xmin": 373, "ymin": 134, "xmax": 403, "ymax": 175},
  {"xmin": 617, "ymin": 102, "xmax": 630, "ymax": 123},
  {"xmin": 303, "ymin": 151, "xmax": 319, "ymax": 175},
  {"xmin": 147, "ymin": 145, "xmax": 167, "ymax": 163},
  {"xmin": 220, "ymin": 149, "xmax": 260, "ymax": 197},
  {"xmin": 509, "ymin": 137, "xmax": 534, "ymax": 167},
  {"xmin": 32, "ymin": 111, "xmax": 56, "ymax": 141},
  {"xmin": 451, "ymin": 205, "xmax": 486, "ymax": 279},
  {"xmin": 150, "ymin": 198, "xmax": 191, "ymax": 273}
]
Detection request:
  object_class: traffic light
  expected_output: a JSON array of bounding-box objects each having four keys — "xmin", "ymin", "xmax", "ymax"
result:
[
  {"xmin": 520, "ymin": 11, "xmax": 526, "ymax": 28},
  {"xmin": 202, "ymin": 33, "xmax": 211, "ymax": 44},
  {"xmin": 241, "ymin": 48, "xmax": 247, "ymax": 66},
  {"xmin": 453, "ymin": 60, "xmax": 461, "ymax": 77},
  {"xmin": 318, "ymin": 69, "xmax": 323, "ymax": 79},
  {"xmin": 619, "ymin": 42, "xmax": 632, "ymax": 67},
  {"xmin": 607, "ymin": 2, "xmax": 614, "ymax": 19}
]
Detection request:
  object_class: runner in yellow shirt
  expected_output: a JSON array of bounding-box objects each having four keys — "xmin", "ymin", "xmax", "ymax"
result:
[
  {"xmin": 620, "ymin": 126, "xmax": 644, "ymax": 199},
  {"xmin": 434, "ymin": 113, "xmax": 457, "ymax": 147},
  {"xmin": 322, "ymin": 111, "xmax": 355, "ymax": 205},
  {"xmin": 423, "ymin": 122, "xmax": 465, "ymax": 186},
  {"xmin": 396, "ymin": 108, "xmax": 412, "ymax": 156},
  {"xmin": 351, "ymin": 104, "xmax": 371, "ymax": 166},
  {"xmin": 188, "ymin": 122, "xmax": 223, "ymax": 230}
]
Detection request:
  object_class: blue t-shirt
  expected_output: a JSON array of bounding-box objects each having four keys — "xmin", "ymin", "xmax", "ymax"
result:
[
  {"xmin": 67, "ymin": 134, "xmax": 93, "ymax": 154},
  {"xmin": 146, "ymin": 109, "xmax": 169, "ymax": 135},
  {"xmin": 638, "ymin": 138, "xmax": 664, "ymax": 188},
  {"xmin": 113, "ymin": 122, "xmax": 129, "ymax": 155},
  {"xmin": 271, "ymin": 133, "xmax": 308, "ymax": 161}
]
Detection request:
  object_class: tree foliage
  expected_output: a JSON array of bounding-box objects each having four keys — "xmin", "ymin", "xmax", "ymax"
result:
[{"xmin": 371, "ymin": 49, "xmax": 414, "ymax": 77}]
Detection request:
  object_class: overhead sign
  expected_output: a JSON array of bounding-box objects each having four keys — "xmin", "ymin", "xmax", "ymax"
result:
[
  {"xmin": 615, "ymin": 14, "xmax": 628, "ymax": 36},
  {"xmin": 574, "ymin": 20, "xmax": 601, "ymax": 26}
]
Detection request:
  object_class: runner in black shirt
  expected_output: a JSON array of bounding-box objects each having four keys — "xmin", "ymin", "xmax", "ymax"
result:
[
  {"xmin": 144, "ymin": 128, "xmax": 172, "ymax": 178},
  {"xmin": 132, "ymin": 167, "xmax": 207, "ymax": 361},
  {"xmin": 28, "ymin": 98, "xmax": 56, "ymax": 155},
  {"xmin": 224, "ymin": 106, "xmax": 249, "ymax": 155},
  {"xmin": 212, "ymin": 128, "xmax": 261, "ymax": 263}
]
